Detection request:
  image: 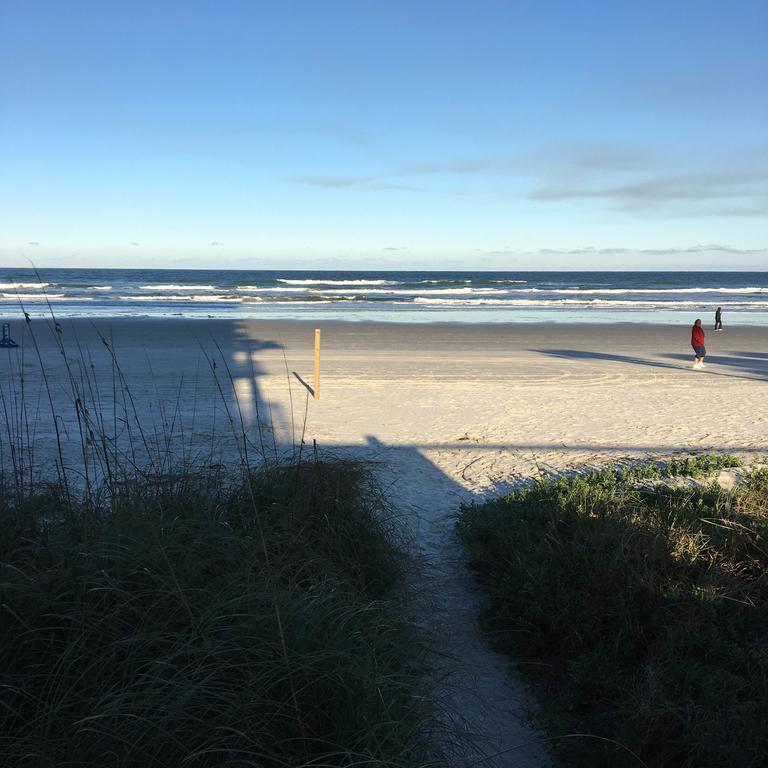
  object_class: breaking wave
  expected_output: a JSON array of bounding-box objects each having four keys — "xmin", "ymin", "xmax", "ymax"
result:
[
  {"xmin": 277, "ymin": 279, "xmax": 399, "ymax": 286},
  {"xmin": 139, "ymin": 284, "xmax": 218, "ymax": 291},
  {"xmin": 0, "ymin": 282, "xmax": 51, "ymax": 290}
]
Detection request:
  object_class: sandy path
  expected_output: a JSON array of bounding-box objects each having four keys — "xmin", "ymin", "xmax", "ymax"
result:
[
  {"xmin": 3, "ymin": 318, "xmax": 767, "ymax": 767},
  {"xmin": 364, "ymin": 440, "xmax": 552, "ymax": 766}
]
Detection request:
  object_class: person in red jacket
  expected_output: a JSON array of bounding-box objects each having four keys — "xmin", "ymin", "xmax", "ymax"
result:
[{"xmin": 691, "ymin": 319, "xmax": 706, "ymax": 370}]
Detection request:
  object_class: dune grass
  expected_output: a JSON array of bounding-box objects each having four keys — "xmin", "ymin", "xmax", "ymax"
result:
[
  {"xmin": 0, "ymin": 311, "xmax": 447, "ymax": 767},
  {"xmin": 457, "ymin": 455, "xmax": 768, "ymax": 768},
  {"xmin": 0, "ymin": 459, "xmax": 442, "ymax": 767}
]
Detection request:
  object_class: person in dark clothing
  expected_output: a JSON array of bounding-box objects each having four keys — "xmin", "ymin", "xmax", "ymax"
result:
[
  {"xmin": 714, "ymin": 307, "xmax": 723, "ymax": 331},
  {"xmin": 691, "ymin": 319, "xmax": 706, "ymax": 369}
]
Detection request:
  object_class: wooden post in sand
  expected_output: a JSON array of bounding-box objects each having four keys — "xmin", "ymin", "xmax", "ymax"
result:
[{"xmin": 313, "ymin": 328, "xmax": 321, "ymax": 400}]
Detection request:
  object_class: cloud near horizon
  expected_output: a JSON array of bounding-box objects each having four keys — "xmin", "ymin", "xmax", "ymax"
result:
[
  {"xmin": 536, "ymin": 244, "xmax": 766, "ymax": 256},
  {"xmin": 295, "ymin": 174, "xmax": 464, "ymax": 195},
  {"xmin": 479, "ymin": 244, "xmax": 767, "ymax": 258},
  {"xmin": 296, "ymin": 144, "xmax": 768, "ymax": 219},
  {"xmin": 297, "ymin": 146, "xmax": 656, "ymax": 188},
  {"xmin": 530, "ymin": 169, "xmax": 768, "ymax": 217}
]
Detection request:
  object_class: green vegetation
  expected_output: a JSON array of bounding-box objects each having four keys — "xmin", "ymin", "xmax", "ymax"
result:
[
  {"xmin": 457, "ymin": 456, "xmax": 768, "ymax": 768},
  {"xmin": 0, "ymin": 461, "xmax": 440, "ymax": 767},
  {"xmin": 612, "ymin": 453, "xmax": 743, "ymax": 482},
  {"xmin": 0, "ymin": 314, "xmax": 456, "ymax": 767}
]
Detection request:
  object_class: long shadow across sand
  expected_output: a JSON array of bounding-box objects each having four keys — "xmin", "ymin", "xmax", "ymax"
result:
[
  {"xmin": 660, "ymin": 352, "xmax": 768, "ymax": 381},
  {"xmin": 533, "ymin": 348, "xmax": 765, "ymax": 382},
  {"xmin": 533, "ymin": 348, "xmax": 678, "ymax": 370},
  {"xmin": 0, "ymin": 318, "xmax": 289, "ymax": 476},
  {"xmin": 292, "ymin": 371, "xmax": 315, "ymax": 397}
]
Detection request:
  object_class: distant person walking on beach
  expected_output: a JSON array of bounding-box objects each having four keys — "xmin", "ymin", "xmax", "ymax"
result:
[
  {"xmin": 691, "ymin": 319, "xmax": 706, "ymax": 370},
  {"xmin": 714, "ymin": 307, "xmax": 723, "ymax": 331}
]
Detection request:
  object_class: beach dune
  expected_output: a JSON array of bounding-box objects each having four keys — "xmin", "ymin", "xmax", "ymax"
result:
[{"xmin": 2, "ymin": 317, "xmax": 766, "ymax": 766}]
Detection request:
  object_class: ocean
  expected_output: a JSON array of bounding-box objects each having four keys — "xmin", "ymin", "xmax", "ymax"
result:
[{"xmin": 1, "ymin": 268, "xmax": 768, "ymax": 325}]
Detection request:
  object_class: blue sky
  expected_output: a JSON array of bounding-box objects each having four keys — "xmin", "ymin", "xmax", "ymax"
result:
[{"xmin": 1, "ymin": 0, "xmax": 766, "ymax": 270}]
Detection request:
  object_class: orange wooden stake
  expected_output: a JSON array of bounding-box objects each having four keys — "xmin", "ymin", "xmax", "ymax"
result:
[{"xmin": 313, "ymin": 328, "xmax": 321, "ymax": 400}]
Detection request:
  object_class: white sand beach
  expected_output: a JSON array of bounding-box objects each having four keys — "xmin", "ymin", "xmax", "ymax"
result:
[
  {"xmin": 2, "ymin": 317, "xmax": 767, "ymax": 766},
  {"xmin": 8, "ymin": 318, "xmax": 764, "ymax": 462}
]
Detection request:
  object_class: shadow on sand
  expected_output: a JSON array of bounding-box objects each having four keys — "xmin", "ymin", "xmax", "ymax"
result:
[
  {"xmin": 660, "ymin": 352, "xmax": 768, "ymax": 381},
  {"xmin": 292, "ymin": 372, "xmax": 315, "ymax": 397},
  {"xmin": 532, "ymin": 348, "xmax": 767, "ymax": 382}
]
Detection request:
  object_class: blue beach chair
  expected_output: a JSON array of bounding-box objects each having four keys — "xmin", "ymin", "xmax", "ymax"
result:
[{"xmin": 0, "ymin": 323, "xmax": 19, "ymax": 348}]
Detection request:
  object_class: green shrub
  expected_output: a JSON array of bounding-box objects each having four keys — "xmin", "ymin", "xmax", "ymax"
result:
[{"xmin": 457, "ymin": 457, "xmax": 768, "ymax": 768}]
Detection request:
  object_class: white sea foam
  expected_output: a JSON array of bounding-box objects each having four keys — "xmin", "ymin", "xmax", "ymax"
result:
[
  {"xmin": 418, "ymin": 279, "xmax": 527, "ymax": 285},
  {"xmin": 417, "ymin": 287, "xmax": 768, "ymax": 296},
  {"xmin": 3, "ymin": 270, "xmax": 768, "ymax": 321},
  {"xmin": 412, "ymin": 297, "xmax": 768, "ymax": 308},
  {"xmin": 251, "ymin": 299, "xmax": 336, "ymax": 305},
  {"xmin": 1, "ymin": 292, "xmax": 66, "ymax": 300},
  {"xmin": 118, "ymin": 294, "xmax": 239, "ymax": 302},
  {"xmin": 553, "ymin": 287, "xmax": 768, "ymax": 295},
  {"xmin": 235, "ymin": 286, "xmax": 311, "ymax": 293},
  {"xmin": 309, "ymin": 286, "xmax": 502, "ymax": 296},
  {"xmin": 0, "ymin": 282, "xmax": 51, "ymax": 289},
  {"xmin": 276, "ymin": 279, "xmax": 399, "ymax": 286},
  {"xmin": 139, "ymin": 284, "xmax": 218, "ymax": 291}
]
